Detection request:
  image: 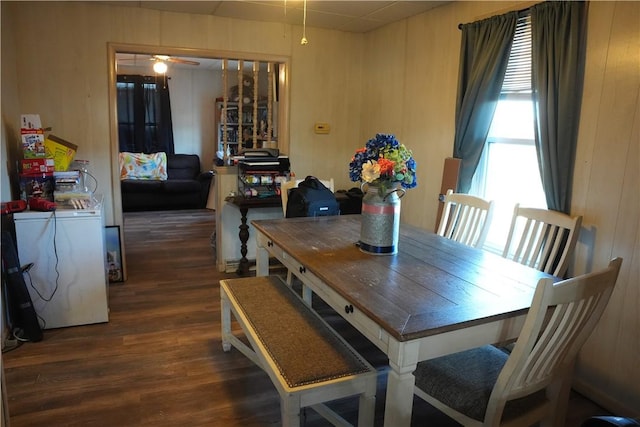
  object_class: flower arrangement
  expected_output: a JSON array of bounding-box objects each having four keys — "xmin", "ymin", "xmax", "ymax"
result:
[{"xmin": 349, "ymin": 133, "xmax": 417, "ymax": 196}]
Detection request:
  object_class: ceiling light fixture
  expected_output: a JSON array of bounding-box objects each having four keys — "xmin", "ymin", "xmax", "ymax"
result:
[
  {"xmin": 153, "ymin": 60, "xmax": 168, "ymax": 74},
  {"xmin": 300, "ymin": 0, "xmax": 308, "ymax": 45}
]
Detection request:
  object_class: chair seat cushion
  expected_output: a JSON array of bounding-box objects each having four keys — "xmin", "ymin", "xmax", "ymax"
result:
[{"xmin": 414, "ymin": 345, "xmax": 546, "ymax": 422}]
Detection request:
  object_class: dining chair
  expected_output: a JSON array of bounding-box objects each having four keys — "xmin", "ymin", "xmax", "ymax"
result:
[
  {"xmin": 413, "ymin": 257, "xmax": 623, "ymax": 427},
  {"xmin": 280, "ymin": 177, "xmax": 335, "ymax": 217},
  {"xmin": 502, "ymin": 204, "xmax": 583, "ymax": 278},
  {"xmin": 436, "ymin": 189, "xmax": 495, "ymax": 248}
]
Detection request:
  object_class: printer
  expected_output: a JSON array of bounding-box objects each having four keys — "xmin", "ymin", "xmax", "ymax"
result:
[
  {"xmin": 237, "ymin": 149, "xmax": 291, "ymax": 198},
  {"xmin": 238, "ymin": 149, "xmax": 290, "ymax": 173}
]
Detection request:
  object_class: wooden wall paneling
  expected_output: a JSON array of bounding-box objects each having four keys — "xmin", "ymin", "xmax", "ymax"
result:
[
  {"xmin": 579, "ymin": 1, "xmax": 638, "ymax": 281},
  {"xmin": 434, "ymin": 157, "xmax": 461, "ymax": 231},
  {"xmin": 317, "ymin": 32, "xmax": 364, "ymax": 189},
  {"xmin": 287, "ymin": 27, "xmax": 363, "ymax": 189},
  {"xmin": 107, "ymin": 3, "xmax": 162, "ymax": 46},
  {"xmin": 84, "ymin": 10, "xmax": 116, "ymax": 222},
  {"xmin": 1, "ymin": 3, "xmax": 20, "ymax": 201},
  {"xmin": 571, "ymin": 2, "xmax": 614, "ymax": 228},
  {"xmin": 400, "ymin": 7, "xmax": 460, "ymax": 231},
  {"xmin": 361, "ymin": 21, "xmax": 407, "ymax": 138},
  {"xmin": 571, "ymin": 1, "xmax": 640, "ymax": 414},
  {"xmin": 158, "ymin": 11, "xmax": 211, "ymax": 49}
]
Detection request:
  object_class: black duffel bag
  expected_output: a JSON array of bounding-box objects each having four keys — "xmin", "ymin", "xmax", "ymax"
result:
[{"xmin": 285, "ymin": 176, "xmax": 340, "ymax": 218}]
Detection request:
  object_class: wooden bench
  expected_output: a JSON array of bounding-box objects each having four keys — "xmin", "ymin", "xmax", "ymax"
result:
[{"xmin": 220, "ymin": 276, "xmax": 377, "ymax": 427}]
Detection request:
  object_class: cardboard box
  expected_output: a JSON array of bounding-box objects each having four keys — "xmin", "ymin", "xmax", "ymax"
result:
[
  {"xmin": 21, "ymin": 131, "xmax": 46, "ymax": 158},
  {"xmin": 20, "ymin": 114, "xmax": 42, "ymax": 131},
  {"xmin": 19, "ymin": 173, "xmax": 54, "ymax": 202},
  {"xmin": 45, "ymin": 134, "xmax": 78, "ymax": 171},
  {"xmin": 21, "ymin": 158, "xmax": 55, "ymax": 174}
]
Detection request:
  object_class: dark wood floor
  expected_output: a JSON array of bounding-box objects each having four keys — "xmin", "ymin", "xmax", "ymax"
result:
[{"xmin": 3, "ymin": 209, "xmax": 611, "ymax": 426}]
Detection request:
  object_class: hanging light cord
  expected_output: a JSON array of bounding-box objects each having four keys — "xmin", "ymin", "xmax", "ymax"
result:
[{"xmin": 301, "ymin": 0, "xmax": 308, "ymax": 45}]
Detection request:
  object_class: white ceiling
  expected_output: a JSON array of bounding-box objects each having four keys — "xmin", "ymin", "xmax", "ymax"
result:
[
  {"xmin": 102, "ymin": 1, "xmax": 448, "ymax": 33},
  {"xmin": 112, "ymin": 1, "xmax": 449, "ymax": 71}
]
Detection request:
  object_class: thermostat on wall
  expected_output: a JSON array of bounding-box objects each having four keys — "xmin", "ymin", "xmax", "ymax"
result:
[{"xmin": 314, "ymin": 123, "xmax": 330, "ymax": 134}]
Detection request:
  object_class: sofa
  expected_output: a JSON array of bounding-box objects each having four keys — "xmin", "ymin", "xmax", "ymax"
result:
[{"xmin": 120, "ymin": 152, "xmax": 212, "ymax": 212}]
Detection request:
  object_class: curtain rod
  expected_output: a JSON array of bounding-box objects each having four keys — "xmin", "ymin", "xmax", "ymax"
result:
[{"xmin": 457, "ymin": 4, "xmax": 532, "ymax": 29}]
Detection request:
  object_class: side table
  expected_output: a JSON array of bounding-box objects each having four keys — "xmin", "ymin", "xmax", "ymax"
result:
[{"xmin": 225, "ymin": 195, "xmax": 283, "ymax": 275}]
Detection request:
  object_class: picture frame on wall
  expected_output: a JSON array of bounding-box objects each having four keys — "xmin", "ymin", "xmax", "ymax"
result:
[{"xmin": 105, "ymin": 225, "xmax": 123, "ymax": 283}]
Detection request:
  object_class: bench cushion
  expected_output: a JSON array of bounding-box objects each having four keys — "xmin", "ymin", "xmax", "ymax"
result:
[{"xmin": 222, "ymin": 276, "xmax": 371, "ymax": 389}]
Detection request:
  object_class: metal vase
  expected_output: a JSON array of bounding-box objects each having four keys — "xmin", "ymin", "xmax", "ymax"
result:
[{"xmin": 358, "ymin": 183, "xmax": 405, "ymax": 255}]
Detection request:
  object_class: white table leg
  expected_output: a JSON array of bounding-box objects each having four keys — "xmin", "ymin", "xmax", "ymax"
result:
[
  {"xmin": 383, "ymin": 340, "xmax": 419, "ymax": 427},
  {"xmin": 220, "ymin": 289, "xmax": 232, "ymax": 352},
  {"xmin": 255, "ymin": 242, "xmax": 269, "ymax": 277}
]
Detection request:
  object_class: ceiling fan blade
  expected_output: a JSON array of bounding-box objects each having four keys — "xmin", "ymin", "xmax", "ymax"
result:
[
  {"xmin": 149, "ymin": 55, "xmax": 199, "ymax": 66},
  {"xmin": 167, "ymin": 57, "xmax": 200, "ymax": 66}
]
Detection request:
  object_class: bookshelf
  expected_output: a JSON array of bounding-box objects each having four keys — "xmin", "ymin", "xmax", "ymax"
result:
[{"xmin": 215, "ymin": 99, "xmax": 275, "ymax": 156}]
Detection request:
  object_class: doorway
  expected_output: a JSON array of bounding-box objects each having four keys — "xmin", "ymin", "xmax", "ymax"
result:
[{"xmin": 107, "ymin": 43, "xmax": 290, "ymax": 279}]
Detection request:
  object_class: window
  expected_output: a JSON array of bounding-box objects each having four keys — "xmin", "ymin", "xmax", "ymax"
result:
[
  {"xmin": 469, "ymin": 14, "xmax": 547, "ymax": 253},
  {"xmin": 116, "ymin": 75, "xmax": 174, "ymax": 154}
]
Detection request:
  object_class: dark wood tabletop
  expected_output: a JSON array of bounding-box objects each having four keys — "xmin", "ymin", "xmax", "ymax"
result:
[
  {"xmin": 225, "ymin": 195, "xmax": 283, "ymax": 209},
  {"xmin": 252, "ymin": 215, "xmax": 557, "ymax": 342}
]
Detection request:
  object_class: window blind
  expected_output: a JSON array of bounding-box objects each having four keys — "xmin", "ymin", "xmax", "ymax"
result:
[{"xmin": 502, "ymin": 14, "xmax": 532, "ymax": 94}]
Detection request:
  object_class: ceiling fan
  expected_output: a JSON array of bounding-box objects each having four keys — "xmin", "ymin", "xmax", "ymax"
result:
[
  {"xmin": 149, "ymin": 55, "xmax": 200, "ymax": 66},
  {"xmin": 117, "ymin": 54, "xmax": 200, "ymax": 73},
  {"xmin": 149, "ymin": 55, "xmax": 199, "ymax": 74}
]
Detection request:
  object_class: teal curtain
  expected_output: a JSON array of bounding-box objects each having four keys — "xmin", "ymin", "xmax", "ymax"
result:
[
  {"xmin": 454, "ymin": 13, "xmax": 518, "ymax": 193},
  {"xmin": 531, "ymin": 1, "xmax": 588, "ymax": 213}
]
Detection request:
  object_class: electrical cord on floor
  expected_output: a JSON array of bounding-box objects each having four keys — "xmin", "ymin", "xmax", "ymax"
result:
[
  {"xmin": 12, "ymin": 328, "xmax": 30, "ymax": 343},
  {"xmin": 1, "ymin": 325, "xmax": 32, "ymax": 354},
  {"xmin": 1, "ymin": 334, "xmax": 23, "ymax": 353}
]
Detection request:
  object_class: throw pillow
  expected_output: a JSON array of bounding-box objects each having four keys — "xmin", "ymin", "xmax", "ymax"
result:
[{"xmin": 119, "ymin": 152, "xmax": 168, "ymax": 180}]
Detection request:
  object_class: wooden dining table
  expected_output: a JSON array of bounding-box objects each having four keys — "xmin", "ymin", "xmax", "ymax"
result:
[{"xmin": 252, "ymin": 215, "xmax": 556, "ymax": 427}]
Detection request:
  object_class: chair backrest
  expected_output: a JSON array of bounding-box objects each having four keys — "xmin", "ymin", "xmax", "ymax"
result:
[
  {"xmin": 486, "ymin": 257, "xmax": 622, "ymax": 425},
  {"xmin": 502, "ymin": 204, "xmax": 582, "ymax": 277},
  {"xmin": 436, "ymin": 189, "xmax": 495, "ymax": 248},
  {"xmin": 280, "ymin": 177, "xmax": 334, "ymax": 216}
]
